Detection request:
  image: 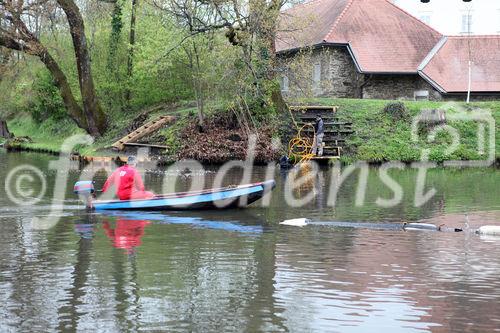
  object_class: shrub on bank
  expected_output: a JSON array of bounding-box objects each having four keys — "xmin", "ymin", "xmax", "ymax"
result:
[{"xmin": 383, "ymin": 101, "xmax": 409, "ymax": 121}]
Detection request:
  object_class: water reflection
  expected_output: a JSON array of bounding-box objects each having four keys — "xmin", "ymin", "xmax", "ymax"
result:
[
  {"xmin": 102, "ymin": 218, "xmax": 151, "ymax": 254},
  {"xmin": 274, "ymin": 226, "xmax": 500, "ymax": 332},
  {"xmin": 58, "ymin": 216, "xmax": 94, "ymax": 332},
  {"xmin": 1, "ymin": 152, "xmax": 500, "ymax": 332},
  {"xmin": 101, "ymin": 211, "xmax": 265, "ymax": 234}
]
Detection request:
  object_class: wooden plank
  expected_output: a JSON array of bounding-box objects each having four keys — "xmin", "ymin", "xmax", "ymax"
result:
[
  {"xmin": 301, "ymin": 129, "xmax": 354, "ymax": 134},
  {"xmin": 297, "ymin": 121, "xmax": 351, "ymax": 126},
  {"xmin": 112, "ymin": 115, "xmax": 176, "ymax": 150},
  {"xmin": 297, "ymin": 115, "xmax": 341, "ymax": 120},
  {"xmin": 290, "ymin": 105, "xmax": 338, "ymax": 111},
  {"xmin": 123, "ymin": 143, "xmax": 168, "ymax": 150}
]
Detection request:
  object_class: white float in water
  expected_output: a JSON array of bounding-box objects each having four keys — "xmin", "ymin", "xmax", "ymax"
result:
[
  {"xmin": 402, "ymin": 223, "xmax": 440, "ymax": 231},
  {"xmin": 280, "ymin": 218, "xmax": 311, "ymax": 227},
  {"xmin": 477, "ymin": 226, "xmax": 500, "ymax": 235}
]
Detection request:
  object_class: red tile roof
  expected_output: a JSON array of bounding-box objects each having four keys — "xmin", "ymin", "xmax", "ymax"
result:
[
  {"xmin": 277, "ymin": 0, "xmax": 442, "ymax": 73},
  {"xmin": 276, "ymin": 0, "xmax": 351, "ymax": 52},
  {"xmin": 420, "ymin": 36, "xmax": 500, "ymax": 93}
]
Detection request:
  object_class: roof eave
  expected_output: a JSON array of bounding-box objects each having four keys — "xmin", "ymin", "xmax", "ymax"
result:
[
  {"xmin": 346, "ymin": 42, "xmax": 363, "ymax": 73},
  {"xmin": 360, "ymin": 71, "xmax": 418, "ymax": 75},
  {"xmin": 418, "ymin": 70, "xmax": 447, "ymax": 94},
  {"xmin": 444, "ymin": 91, "xmax": 500, "ymax": 95},
  {"xmin": 419, "ymin": 71, "xmax": 500, "ymax": 94},
  {"xmin": 276, "ymin": 42, "xmax": 350, "ymax": 56},
  {"xmin": 278, "ymin": 42, "xmax": 418, "ymax": 75}
]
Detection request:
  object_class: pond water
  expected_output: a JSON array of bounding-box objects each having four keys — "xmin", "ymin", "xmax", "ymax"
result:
[{"xmin": 1, "ymin": 150, "xmax": 500, "ymax": 332}]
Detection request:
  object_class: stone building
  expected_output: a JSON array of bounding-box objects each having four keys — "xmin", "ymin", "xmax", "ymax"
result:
[{"xmin": 276, "ymin": 0, "xmax": 500, "ymax": 101}]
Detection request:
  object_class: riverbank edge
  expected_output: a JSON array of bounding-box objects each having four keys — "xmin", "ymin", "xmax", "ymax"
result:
[
  {"xmin": 4, "ymin": 143, "xmax": 499, "ymax": 169},
  {"xmin": 5, "ymin": 98, "xmax": 500, "ymax": 165}
]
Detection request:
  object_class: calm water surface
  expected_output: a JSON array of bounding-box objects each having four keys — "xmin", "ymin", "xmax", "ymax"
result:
[{"xmin": 1, "ymin": 151, "xmax": 500, "ymax": 332}]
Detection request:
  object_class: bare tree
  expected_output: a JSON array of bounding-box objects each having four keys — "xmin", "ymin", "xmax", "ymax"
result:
[
  {"xmin": 155, "ymin": 0, "xmax": 288, "ymax": 119},
  {"xmin": 183, "ymin": 39, "xmax": 205, "ymax": 129}
]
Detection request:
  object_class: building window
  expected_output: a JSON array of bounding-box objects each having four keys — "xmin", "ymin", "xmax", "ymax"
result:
[
  {"xmin": 280, "ymin": 75, "xmax": 289, "ymax": 92},
  {"xmin": 461, "ymin": 13, "xmax": 473, "ymax": 33},
  {"xmin": 312, "ymin": 63, "xmax": 321, "ymax": 89},
  {"xmin": 414, "ymin": 90, "xmax": 430, "ymax": 101}
]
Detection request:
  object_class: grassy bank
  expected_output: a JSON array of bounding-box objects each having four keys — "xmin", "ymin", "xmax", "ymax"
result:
[
  {"xmin": 6, "ymin": 103, "xmax": 197, "ymax": 157},
  {"xmin": 302, "ymin": 98, "xmax": 500, "ymax": 164},
  {"xmin": 7, "ymin": 117, "xmax": 86, "ymax": 153},
  {"xmin": 5, "ymin": 98, "xmax": 500, "ymax": 164}
]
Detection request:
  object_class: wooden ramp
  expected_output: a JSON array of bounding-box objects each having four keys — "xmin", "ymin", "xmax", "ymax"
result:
[{"xmin": 112, "ymin": 115, "xmax": 176, "ymax": 151}]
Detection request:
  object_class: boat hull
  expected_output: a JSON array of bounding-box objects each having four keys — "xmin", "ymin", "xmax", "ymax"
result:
[{"xmin": 91, "ymin": 180, "xmax": 276, "ymax": 211}]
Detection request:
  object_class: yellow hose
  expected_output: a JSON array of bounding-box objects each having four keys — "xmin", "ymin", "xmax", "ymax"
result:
[{"xmin": 288, "ymin": 123, "xmax": 316, "ymax": 165}]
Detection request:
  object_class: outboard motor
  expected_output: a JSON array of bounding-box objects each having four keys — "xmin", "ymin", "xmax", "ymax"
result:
[{"xmin": 74, "ymin": 181, "xmax": 95, "ymax": 209}]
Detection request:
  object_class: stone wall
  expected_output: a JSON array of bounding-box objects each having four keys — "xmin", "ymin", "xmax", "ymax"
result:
[
  {"xmin": 278, "ymin": 46, "xmax": 360, "ymax": 99},
  {"xmin": 278, "ymin": 45, "xmax": 500, "ymax": 102},
  {"xmin": 361, "ymin": 75, "xmax": 441, "ymax": 101},
  {"xmin": 318, "ymin": 47, "xmax": 361, "ymax": 98}
]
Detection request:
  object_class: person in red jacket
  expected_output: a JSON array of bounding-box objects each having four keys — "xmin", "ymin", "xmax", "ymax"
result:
[{"xmin": 102, "ymin": 156, "xmax": 155, "ymax": 200}]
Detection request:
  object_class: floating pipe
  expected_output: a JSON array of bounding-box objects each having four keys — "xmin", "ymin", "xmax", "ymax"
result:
[
  {"xmin": 477, "ymin": 226, "xmax": 500, "ymax": 236},
  {"xmin": 280, "ymin": 219, "xmax": 465, "ymax": 233}
]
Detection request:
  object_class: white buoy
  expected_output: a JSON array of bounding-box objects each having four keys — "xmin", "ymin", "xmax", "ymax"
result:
[
  {"xmin": 280, "ymin": 218, "xmax": 311, "ymax": 227},
  {"xmin": 477, "ymin": 226, "xmax": 500, "ymax": 235}
]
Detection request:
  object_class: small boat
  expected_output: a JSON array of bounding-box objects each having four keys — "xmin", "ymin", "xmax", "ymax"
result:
[{"xmin": 74, "ymin": 180, "xmax": 276, "ymax": 211}]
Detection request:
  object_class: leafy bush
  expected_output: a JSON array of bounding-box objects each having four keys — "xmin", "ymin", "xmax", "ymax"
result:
[{"xmin": 30, "ymin": 70, "xmax": 66, "ymax": 122}]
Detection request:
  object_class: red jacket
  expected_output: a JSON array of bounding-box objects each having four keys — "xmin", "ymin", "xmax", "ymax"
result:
[{"xmin": 102, "ymin": 165, "xmax": 145, "ymax": 200}]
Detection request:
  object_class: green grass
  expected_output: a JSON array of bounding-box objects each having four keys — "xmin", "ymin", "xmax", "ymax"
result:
[
  {"xmin": 297, "ymin": 98, "xmax": 500, "ymax": 163},
  {"xmin": 7, "ymin": 117, "xmax": 86, "ymax": 153},
  {"xmin": 7, "ymin": 103, "xmax": 198, "ymax": 156},
  {"xmin": 6, "ymin": 98, "xmax": 500, "ymax": 164}
]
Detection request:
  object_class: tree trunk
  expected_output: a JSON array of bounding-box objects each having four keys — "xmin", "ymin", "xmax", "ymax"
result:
[
  {"xmin": 125, "ymin": 0, "xmax": 138, "ymax": 104},
  {"xmin": 0, "ymin": 48, "xmax": 10, "ymax": 76},
  {"xmin": 193, "ymin": 43, "xmax": 204, "ymax": 130},
  {"xmin": 56, "ymin": 0, "xmax": 108, "ymax": 137},
  {"xmin": 108, "ymin": 0, "xmax": 124, "ymax": 76},
  {"xmin": 0, "ymin": 120, "xmax": 12, "ymax": 139},
  {"xmin": 194, "ymin": 81, "xmax": 205, "ymax": 131}
]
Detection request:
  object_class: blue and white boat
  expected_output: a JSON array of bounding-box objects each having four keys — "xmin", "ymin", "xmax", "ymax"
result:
[{"xmin": 74, "ymin": 180, "xmax": 276, "ymax": 211}]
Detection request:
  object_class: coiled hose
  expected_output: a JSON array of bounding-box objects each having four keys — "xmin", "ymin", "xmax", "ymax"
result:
[{"xmin": 288, "ymin": 123, "xmax": 316, "ymax": 165}]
